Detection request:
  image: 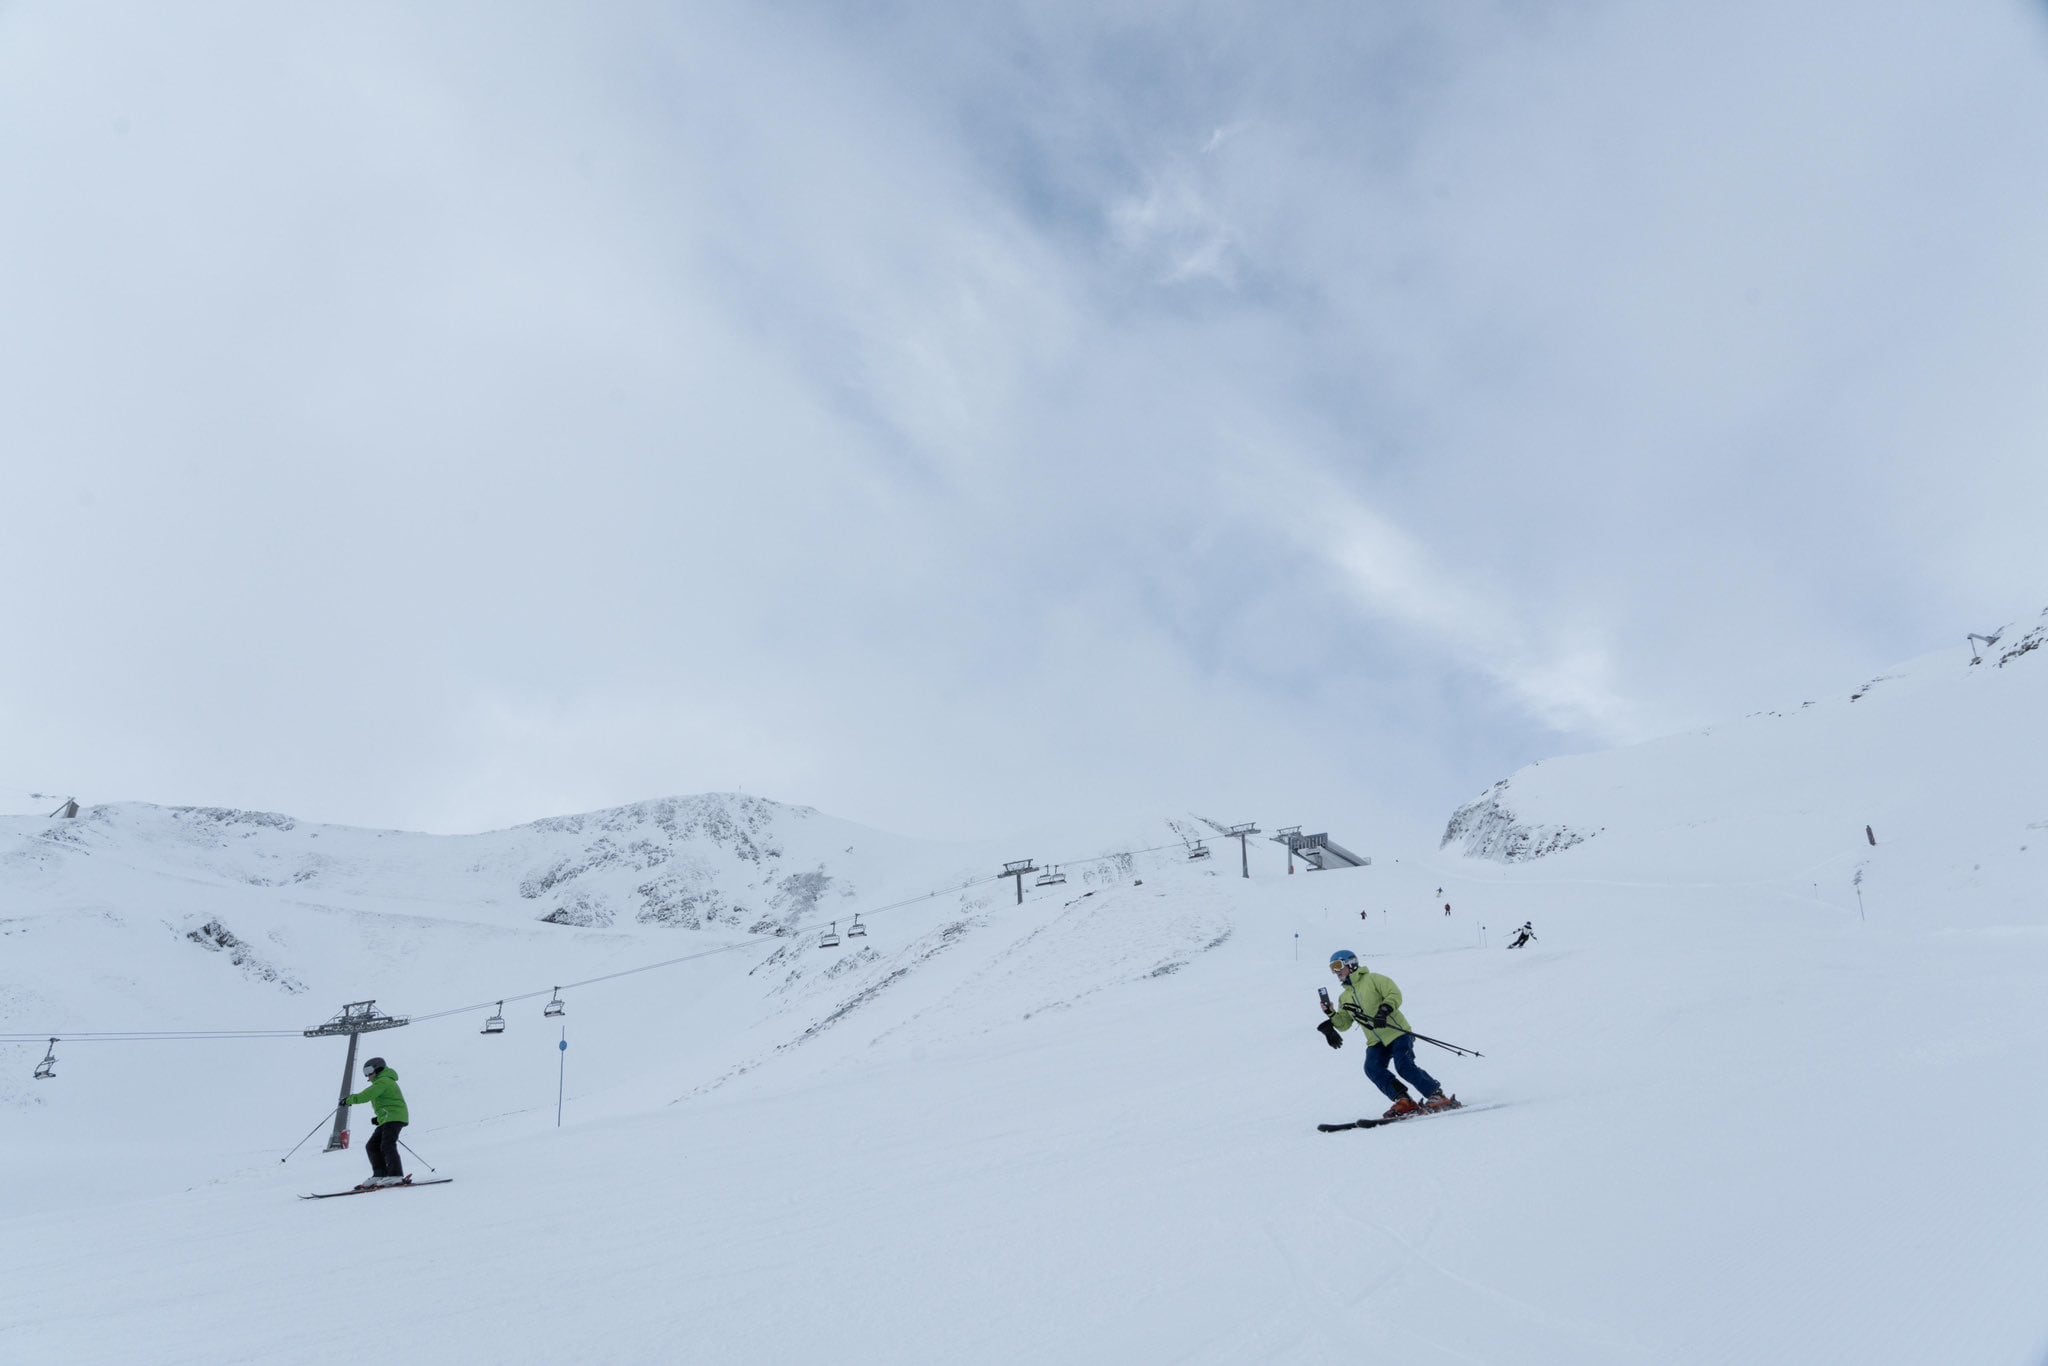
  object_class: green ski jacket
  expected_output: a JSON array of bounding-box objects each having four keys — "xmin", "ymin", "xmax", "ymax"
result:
[
  {"xmin": 1328, "ymin": 971, "xmax": 1413, "ymax": 1047},
  {"xmin": 345, "ymin": 1067, "xmax": 409, "ymax": 1125}
]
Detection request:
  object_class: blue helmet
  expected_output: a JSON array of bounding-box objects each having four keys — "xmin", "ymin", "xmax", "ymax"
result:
[{"xmin": 1329, "ymin": 949, "xmax": 1358, "ymax": 969}]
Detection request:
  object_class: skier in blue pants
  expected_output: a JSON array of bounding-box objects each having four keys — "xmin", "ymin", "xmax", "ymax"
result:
[{"xmin": 1316, "ymin": 949, "xmax": 1460, "ymax": 1120}]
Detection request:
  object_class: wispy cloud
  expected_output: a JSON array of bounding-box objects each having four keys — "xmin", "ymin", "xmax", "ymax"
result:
[{"xmin": 1111, "ymin": 158, "xmax": 1238, "ymax": 285}]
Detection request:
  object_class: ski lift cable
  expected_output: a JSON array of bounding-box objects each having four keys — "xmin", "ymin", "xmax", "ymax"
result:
[
  {"xmin": 403, "ymin": 935, "xmax": 785, "ymax": 1024},
  {"xmin": 1039, "ymin": 838, "xmax": 1194, "ymax": 873},
  {"xmin": 363, "ymin": 838, "xmax": 1199, "ymax": 1025},
  {"xmin": 0, "ymin": 1029, "xmax": 303, "ymax": 1043},
  {"xmin": 400, "ymin": 865, "xmax": 1020, "ymax": 1025}
]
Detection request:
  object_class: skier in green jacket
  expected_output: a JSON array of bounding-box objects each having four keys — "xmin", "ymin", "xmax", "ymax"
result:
[
  {"xmin": 344, "ymin": 1057, "xmax": 411, "ymax": 1189},
  {"xmin": 1316, "ymin": 950, "xmax": 1460, "ymax": 1120}
]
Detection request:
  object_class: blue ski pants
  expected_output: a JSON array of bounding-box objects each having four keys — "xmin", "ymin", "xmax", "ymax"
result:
[{"xmin": 1363, "ymin": 1034, "xmax": 1442, "ymax": 1101}]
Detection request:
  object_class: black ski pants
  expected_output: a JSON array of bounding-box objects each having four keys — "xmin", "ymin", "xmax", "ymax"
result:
[{"xmin": 367, "ymin": 1121, "xmax": 407, "ymax": 1179}]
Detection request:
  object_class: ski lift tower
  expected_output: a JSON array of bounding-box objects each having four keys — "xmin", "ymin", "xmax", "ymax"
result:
[
  {"xmin": 1224, "ymin": 823, "xmax": 1260, "ymax": 879},
  {"xmin": 303, "ymin": 1000, "xmax": 408, "ymax": 1152},
  {"xmin": 1001, "ymin": 859, "xmax": 1039, "ymax": 905},
  {"xmin": 1271, "ymin": 825, "xmax": 1303, "ymax": 874}
]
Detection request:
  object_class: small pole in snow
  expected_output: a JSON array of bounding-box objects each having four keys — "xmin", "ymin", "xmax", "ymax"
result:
[
  {"xmin": 1293, "ymin": 932, "xmax": 1298, "ymax": 962},
  {"xmin": 557, "ymin": 1029, "xmax": 568, "ymax": 1127},
  {"xmin": 1866, "ymin": 825, "xmax": 1877, "ymax": 847}
]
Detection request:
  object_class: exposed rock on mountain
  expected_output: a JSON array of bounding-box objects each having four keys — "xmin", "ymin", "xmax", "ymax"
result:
[{"xmin": 1440, "ymin": 781, "xmax": 1596, "ymax": 862}]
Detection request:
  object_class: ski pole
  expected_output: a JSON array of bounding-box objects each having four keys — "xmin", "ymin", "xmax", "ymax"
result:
[
  {"xmin": 398, "ymin": 1137, "xmax": 438, "ymax": 1173},
  {"xmin": 1402, "ymin": 1029, "xmax": 1484, "ymax": 1058},
  {"xmin": 279, "ymin": 1110, "xmax": 335, "ymax": 1163}
]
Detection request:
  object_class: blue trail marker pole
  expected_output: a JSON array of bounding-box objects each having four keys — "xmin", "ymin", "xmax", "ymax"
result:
[{"xmin": 557, "ymin": 1028, "xmax": 568, "ymax": 1127}]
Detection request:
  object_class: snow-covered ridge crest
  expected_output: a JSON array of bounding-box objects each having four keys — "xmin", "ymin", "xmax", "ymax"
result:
[
  {"xmin": 1439, "ymin": 607, "xmax": 2048, "ymax": 911},
  {"xmin": 1, "ymin": 792, "xmax": 937, "ymax": 936}
]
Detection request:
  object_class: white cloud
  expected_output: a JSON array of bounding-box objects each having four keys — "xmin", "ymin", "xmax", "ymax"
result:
[{"xmin": 4, "ymin": 0, "xmax": 2045, "ymax": 842}]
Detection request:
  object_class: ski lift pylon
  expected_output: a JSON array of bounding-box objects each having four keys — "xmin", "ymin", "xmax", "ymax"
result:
[
  {"xmin": 33, "ymin": 1037, "xmax": 56, "ymax": 1080},
  {"xmin": 482, "ymin": 1002, "xmax": 507, "ymax": 1035},
  {"xmin": 544, "ymin": 988, "xmax": 565, "ymax": 1019},
  {"xmin": 820, "ymin": 921, "xmax": 841, "ymax": 949},
  {"xmin": 847, "ymin": 914, "xmax": 867, "ymax": 940}
]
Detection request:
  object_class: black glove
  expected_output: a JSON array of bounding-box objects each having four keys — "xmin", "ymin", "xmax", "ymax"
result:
[
  {"xmin": 1372, "ymin": 1004, "xmax": 1396, "ymax": 1028},
  {"xmin": 1317, "ymin": 1019, "xmax": 1343, "ymax": 1050}
]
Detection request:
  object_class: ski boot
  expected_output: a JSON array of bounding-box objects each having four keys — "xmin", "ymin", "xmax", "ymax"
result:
[
  {"xmin": 1381, "ymin": 1096, "xmax": 1421, "ymax": 1121},
  {"xmin": 1422, "ymin": 1092, "xmax": 1462, "ymax": 1113}
]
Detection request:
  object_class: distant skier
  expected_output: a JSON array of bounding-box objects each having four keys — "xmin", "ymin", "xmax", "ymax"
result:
[
  {"xmin": 345, "ymin": 1057, "xmax": 411, "ymax": 1190},
  {"xmin": 1443, "ymin": 902, "xmax": 1451, "ymax": 917},
  {"xmin": 1315, "ymin": 950, "xmax": 1459, "ymax": 1119},
  {"xmin": 1508, "ymin": 922, "xmax": 1536, "ymax": 949}
]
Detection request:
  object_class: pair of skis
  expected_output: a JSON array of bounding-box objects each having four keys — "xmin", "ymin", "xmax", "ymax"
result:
[
  {"xmin": 301, "ymin": 1177, "xmax": 453, "ymax": 1200},
  {"xmin": 1317, "ymin": 1102, "xmax": 1505, "ymax": 1132}
]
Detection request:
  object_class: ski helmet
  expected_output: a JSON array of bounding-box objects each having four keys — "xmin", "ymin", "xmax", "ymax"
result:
[
  {"xmin": 1328, "ymin": 949, "xmax": 1359, "ymax": 973},
  {"xmin": 362, "ymin": 1057, "xmax": 386, "ymax": 1077}
]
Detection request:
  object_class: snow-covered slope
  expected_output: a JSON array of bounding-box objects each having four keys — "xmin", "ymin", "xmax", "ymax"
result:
[
  {"xmin": 4, "ymin": 624, "xmax": 2047, "ymax": 1364},
  {"xmin": 1441, "ymin": 608, "xmax": 2048, "ymax": 929},
  {"xmin": 0, "ymin": 795, "xmax": 1230, "ymax": 1210}
]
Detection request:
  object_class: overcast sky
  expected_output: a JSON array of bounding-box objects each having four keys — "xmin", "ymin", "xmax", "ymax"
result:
[{"xmin": 4, "ymin": 1, "xmax": 2046, "ymax": 843}]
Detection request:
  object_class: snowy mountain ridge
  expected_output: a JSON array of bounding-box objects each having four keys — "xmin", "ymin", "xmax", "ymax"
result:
[
  {"xmin": 3, "ymin": 791, "xmax": 945, "ymax": 942},
  {"xmin": 1440, "ymin": 607, "xmax": 2048, "ymax": 919}
]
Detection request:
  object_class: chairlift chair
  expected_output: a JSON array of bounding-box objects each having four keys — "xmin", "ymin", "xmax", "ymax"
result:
[
  {"xmin": 33, "ymin": 1038, "xmax": 56, "ymax": 1080},
  {"xmin": 846, "ymin": 915, "xmax": 868, "ymax": 940},
  {"xmin": 482, "ymin": 1002, "xmax": 507, "ymax": 1034},
  {"xmin": 1187, "ymin": 842, "xmax": 1211, "ymax": 861},
  {"xmin": 544, "ymin": 988, "xmax": 566, "ymax": 1019},
  {"xmin": 1036, "ymin": 865, "xmax": 1066, "ymax": 887},
  {"xmin": 820, "ymin": 921, "xmax": 841, "ymax": 949}
]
